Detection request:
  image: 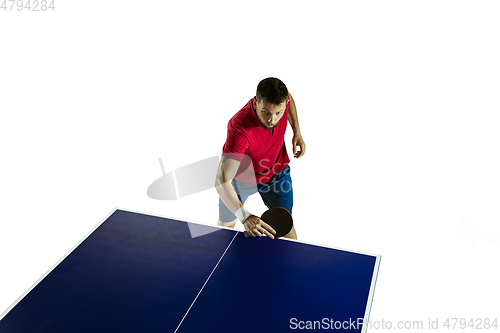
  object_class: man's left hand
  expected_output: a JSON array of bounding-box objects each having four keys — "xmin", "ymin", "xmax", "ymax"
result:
[{"xmin": 292, "ymin": 132, "xmax": 306, "ymax": 158}]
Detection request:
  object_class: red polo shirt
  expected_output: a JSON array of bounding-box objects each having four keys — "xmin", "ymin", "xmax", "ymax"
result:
[{"xmin": 222, "ymin": 97, "xmax": 290, "ymax": 184}]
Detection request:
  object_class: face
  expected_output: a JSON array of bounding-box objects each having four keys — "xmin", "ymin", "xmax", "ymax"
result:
[{"xmin": 252, "ymin": 97, "xmax": 288, "ymax": 131}]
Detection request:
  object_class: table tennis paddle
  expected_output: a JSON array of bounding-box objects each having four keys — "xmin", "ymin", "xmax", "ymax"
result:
[{"xmin": 243, "ymin": 207, "xmax": 293, "ymax": 239}]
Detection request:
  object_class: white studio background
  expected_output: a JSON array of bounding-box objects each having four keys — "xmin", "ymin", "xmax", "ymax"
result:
[{"xmin": 1, "ymin": 1, "xmax": 499, "ymax": 331}]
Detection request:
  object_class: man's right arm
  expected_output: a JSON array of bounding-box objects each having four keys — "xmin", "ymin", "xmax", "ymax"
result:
[
  {"xmin": 214, "ymin": 156, "xmax": 276, "ymax": 238},
  {"xmin": 214, "ymin": 156, "xmax": 244, "ymax": 215}
]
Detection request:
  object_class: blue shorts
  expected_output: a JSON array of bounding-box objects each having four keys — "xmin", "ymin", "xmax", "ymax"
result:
[{"xmin": 218, "ymin": 165, "xmax": 293, "ymax": 222}]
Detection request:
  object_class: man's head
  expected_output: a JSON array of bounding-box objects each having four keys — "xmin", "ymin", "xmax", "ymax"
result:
[{"xmin": 252, "ymin": 77, "xmax": 289, "ymax": 131}]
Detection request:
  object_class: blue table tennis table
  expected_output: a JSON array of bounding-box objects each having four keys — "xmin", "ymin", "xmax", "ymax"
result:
[{"xmin": 0, "ymin": 208, "xmax": 380, "ymax": 332}]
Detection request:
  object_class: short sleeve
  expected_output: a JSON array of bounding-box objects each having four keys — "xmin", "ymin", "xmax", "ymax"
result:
[{"xmin": 222, "ymin": 127, "xmax": 249, "ymax": 162}]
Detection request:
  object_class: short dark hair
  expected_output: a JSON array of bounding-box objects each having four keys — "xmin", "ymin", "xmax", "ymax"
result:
[{"xmin": 256, "ymin": 77, "xmax": 288, "ymax": 105}]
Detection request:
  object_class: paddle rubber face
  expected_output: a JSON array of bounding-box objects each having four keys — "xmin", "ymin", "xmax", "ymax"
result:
[{"xmin": 244, "ymin": 207, "xmax": 293, "ymax": 239}]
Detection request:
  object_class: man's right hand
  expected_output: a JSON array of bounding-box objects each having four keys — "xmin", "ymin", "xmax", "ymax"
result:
[{"xmin": 243, "ymin": 215, "xmax": 276, "ymax": 239}]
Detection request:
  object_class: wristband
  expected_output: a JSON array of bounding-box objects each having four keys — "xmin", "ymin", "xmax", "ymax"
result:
[{"xmin": 235, "ymin": 206, "xmax": 253, "ymax": 224}]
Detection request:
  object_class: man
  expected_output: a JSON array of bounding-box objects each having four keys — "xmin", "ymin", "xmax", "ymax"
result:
[{"xmin": 215, "ymin": 77, "xmax": 305, "ymax": 239}]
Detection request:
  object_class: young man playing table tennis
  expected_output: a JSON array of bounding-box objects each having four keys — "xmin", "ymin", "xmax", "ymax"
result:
[{"xmin": 215, "ymin": 77, "xmax": 305, "ymax": 240}]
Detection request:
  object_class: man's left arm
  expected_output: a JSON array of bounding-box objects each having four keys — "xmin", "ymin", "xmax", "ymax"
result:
[{"xmin": 288, "ymin": 93, "xmax": 306, "ymax": 158}]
